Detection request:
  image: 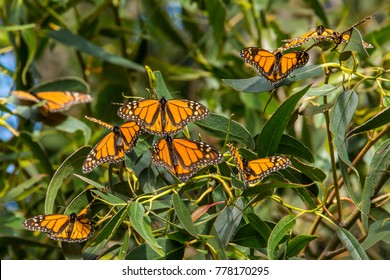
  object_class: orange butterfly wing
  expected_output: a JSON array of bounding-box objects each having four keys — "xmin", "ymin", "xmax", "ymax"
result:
[
  {"xmin": 11, "ymin": 90, "xmax": 40, "ymax": 103},
  {"xmin": 163, "ymin": 99, "xmax": 209, "ymax": 133},
  {"xmin": 117, "ymin": 97, "xmax": 209, "ymax": 135},
  {"xmin": 279, "ymin": 27, "xmax": 324, "ymax": 51},
  {"xmin": 277, "ymin": 51, "xmax": 309, "ymax": 80},
  {"xmin": 228, "ymin": 143, "xmax": 291, "ymax": 185},
  {"xmin": 11, "ymin": 90, "xmax": 92, "ymax": 116},
  {"xmin": 241, "ymin": 48, "xmax": 309, "ymax": 85},
  {"xmin": 151, "ymin": 136, "xmax": 224, "ymax": 182},
  {"xmin": 22, "ymin": 207, "xmax": 94, "ymax": 243},
  {"xmin": 36, "ymin": 91, "xmax": 93, "ymax": 113},
  {"xmin": 82, "ymin": 117, "xmax": 142, "ymax": 173},
  {"xmin": 240, "ymin": 48, "xmax": 276, "ymax": 78}
]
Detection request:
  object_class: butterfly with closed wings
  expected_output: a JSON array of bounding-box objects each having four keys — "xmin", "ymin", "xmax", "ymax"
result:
[
  {"xmin": 279, "ymin": 15, "xmax": 374, "ymax": 51},
  {"xmin": 240, "ymin": 48, "xmax": 309, "ymax": 85},
  {"xmin": 82, "ymin": 116, "xmax": 143, "ymax": 173},
  {"xmin": 22, "ymin": 204, "xmax": 94, "ymax": 243},
  {"xmin": 228, "ymin": 143, "xmax": 291, "ymax": 186},
  {"xmin": 151, "ymin": 135, "xmax": 224, "ymax": 182},
  {"xmin": 117, "ymin": 97, "xmax": 210, "ymax": 136},
  {"xmin": 11, "ymin": 90, "xmax": 93, "ymax": 116}
]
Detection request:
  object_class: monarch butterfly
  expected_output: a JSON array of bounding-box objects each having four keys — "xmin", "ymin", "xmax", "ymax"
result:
[
  {"xmin": 279, "ymin": 15, "xmax": 374, "ymax": 51},
  {"xmin": 117, "ymin": 97, "xmax": 210, "ymax": 135},
  {"xmin": 22, "ymin": 204, "xmax": 94, "ymax": 243},
  {"xmin": 82, "ymin": 116, "xmax": 143, "ymax": 173},
  {"xmin": 279, "ymin": 25, "xmax": 339, "ymax": 51},
  {"xmin": 151, "ymin": 135, "xmax": 224, "ymax": 182},
  {"xmin": 228, "ymin": 143, "xmax": 291, "ymax": 186},
  {"xmin": 11, "ymin": 90, "xmax": 93, "ymax": 116},
  {"xmin": 240, "ymin": 48, "xmax": 309, "ymax": 85}
]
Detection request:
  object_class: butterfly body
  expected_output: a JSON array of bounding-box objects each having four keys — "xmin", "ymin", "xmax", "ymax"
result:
[
  {"xmin": 82, "ymin": 116, "xmax": 142, "ymax": 173},
  {"xmin": 151, "ymin": 135, "xmax": 224, "ymax": 182},
  {"xmin": 11, "ymin": 90, "xmax": 93, "ymax": 116},
  {"xmin": 228, "ymin": 143, "xmax": 291, "ymax": 185},
  {"xmin": 240, "ymin": 48, "xmax": 309, "ymax": 85},
  {"xmin": 22, "ymin": 207, "xmax": 94, "ymax": 243},
  {"xmin": 117, "ymin": 97, "xmax": 209, "ymax": 135}
]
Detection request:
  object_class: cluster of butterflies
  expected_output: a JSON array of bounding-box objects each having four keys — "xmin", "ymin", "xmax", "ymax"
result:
[
  {"xmin": 240, "ymin": 15, "xmax": 374, "ymax": 85},
  {"xmin": 81, "ymin": 97, "xmax": 224, "ymax": 182},
  {"xmin": 17, "ymin": 90, "xmax": 292, "ymax": 242}
]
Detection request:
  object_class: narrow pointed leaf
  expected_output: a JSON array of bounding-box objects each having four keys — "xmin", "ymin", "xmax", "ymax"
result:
[
  {"xmin": 258, "ymin": 84, "xmax": 311, "ymax": 157},
  {"xmin": 196, "ymin": 113, "xmax": 255, "ymax": 149},
  {"xmin": 214, "ymin": 197, "xmax": 244, "ymax": 247},
  {"xmin": 47, "ymin": 28, "xmax": 144, "ymax": 72},
  {"xmin": 129, "ymin": 201, "xmax": 164, "ymax": 256},
  {"xmin": 330, "ymin": 90, "xmax": 359, "ymax": 175},
  {"xmin": 361, "ymin": 139, "xmax": 390, "ymax": 230},
  {"xmin": 268, "ymin": 214, "xmax": 296, "ymax": 260},
  {"xmin": 336, "ymin": 227, "xmax": 369, "ymax": 260},
  {"xmin": 45, "ymin": 146, "xmax": 90, "ymax": 214},
  {"xmin": 172, "ymin": 193, "xmax": 198, "ymax": 237},
  {"xmin": 347, "ymin": 107, "xmax": 390, "ymax": 138}
]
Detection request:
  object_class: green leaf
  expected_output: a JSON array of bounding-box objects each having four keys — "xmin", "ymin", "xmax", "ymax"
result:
[
  {"xmin": 361, "ymin": 139, "xmax": 390, "ymax": 230},
  {"xmin": 223, "ymin": 65, "xmax": 322, "ymax": 93},
  {"xmin": 30, "ymin": 76, "xmax": 90, "ymax": 93},
  {"xmin": 286, "ymin": 234, "xmax": 319, "ymax": 258},
  {"xmin": 304, "ymin": 0, "xmax": 328, "ymax": 26},
  {"xmin": 242, "ymin": 182, "xmax": 311, "ymax": 197},
  {"xmin": 231, "ymin": 223, "xmax": 267, "ymax": 249},
  {"xmin": 126, "ymin": 238, "xmax": 185, "ymax": 260},
  {"xmin": 91, "ymin": 205, "xmax": 129, "ymax": 245},
  {"xmin": 298, "ymin": 102, "xmax": 333, "ymax": 116},
  {"xmin": 268, "ymin": 214, "xmax": 296, "ymax": 260},
  {"xmin": 155, "ymin": 71, "xmax": 173, "ymax": 99},
  {"xmin": 142, "ymin": 0, "xmax": 188, "ymax": 50},
  {"xmin": 289, "ymin": 158, "xmax": 327, "ymax": 182},
  {"xmin": 304, "ymin": 84, "xmax": 341, "ymax": 97},
  {"xmin": 361, "ymin": 219, "xmax": 390, "ymax": 250},
  {"xmin": 347, "ymin": 107, "xmax": 390, "ymax": 138},
  {"xmin": 129, "ymin": 201, "xmax": 164, "ymax": 256},
  {"xmin": 119, "ymin": 228, "xmax": 131, "ymax": 260},
  {"xmin": 343, "ymin": 28, "xmax": 370, "ymax": 56},
  {"xmin": 340, "ymin": 158, "xmax": 359, "ymax": 207},
  {"xmin": 330, "ymin": 90, "xmax": 358, "ymax": 175},
  {"xmin": 279, "ymin": 134, "xmax": 314, "ymax": 163},
  {"xmin": 336, "ymin": 227, "xmax": 369, "ymax": 260},
  {"xmin": 44, "ymin": 146, "xmax": 90, "ymax": 214},
  {"xmin": 214, "ymin": 197, "xmax": 244, "ymax": 247},
  {"xmin": 172, "ymin": 193, "xmax": 198, "ymax": 237},
  {"xmin": 257, "ymin": 84, "xmax": 311, "ymax": 157},
  {"xmin": 195, "ymin": 113, "xmax": 255, "ymax": 149},
  {"xmin": 47, "ymin": 28, "xmax": 144, "ymax": 72},
  {"xmin": 246, "ymin": 213, "xmax": 272, "ymax": 241},
  {"xmin": 61, "ymin": 243, "xmax": 83, "ymax": 260},
  {"xmin": 2, "ymin": 174, "xmax": 47, "ymax": 202},
  {"xmin": 0, "ymin": 23, "xmax": 36, "ymax": 31},
  {"xmin": 208, "ymin": 225, "xmax": 228, "ymax": 259},
  {"xmin": 20, "ymin": 132, "xmax": 54, "ymax": 176},
  {"xmin": 52, "ymin": 116, "xmax": 91, "ymax": 145},
  {"xmin": 63, "ymin": 192, "xmax": 92, "ymax": 216},
  {"xmin": 205, "ymin": 0, "xmax": 226, "ymax": 49},
  {"xmin": 21, "ymin": 28, "xmax": 37, "ymax": 85}
]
